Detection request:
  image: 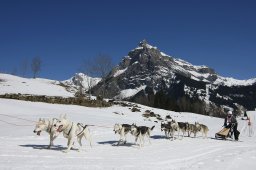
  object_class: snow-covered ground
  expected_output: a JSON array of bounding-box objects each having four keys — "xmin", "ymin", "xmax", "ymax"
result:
[
  {"xmin": 0, "ymin": 73, "xmax": 74, "ymax": 97},
  {"xmin": 0, "ymin": 98, "xmax": 256, "ymax": 170}
]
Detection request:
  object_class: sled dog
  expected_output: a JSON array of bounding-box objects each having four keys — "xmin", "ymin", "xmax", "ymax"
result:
[
  {"xmin": 161, "ymin": 121, "xmax": 171, "ymax": 138},
  {"xmin": 177, "ymin": 122, "xmax": 189, "ymax": 139},
  {"xmin": 130, "ymin": 124, "xmax": 155, "ymax": 148},
  {"xmin": 113, "ymin": 123, "xmax": 131, "ymax": 145},
  {"xmin": 161, "ymin": 120, "xmax": 179, "ymax": 140},
  {"xmin": 195, "ymin": 122, "xmax": 209, "ymax": 138},
  {"xmin": 33, "ymin": 118, "xmax": 60, "ymax": 149},
  {"xmin": 54, "ymin": 115, "xmax": 92, "ymax": 152},
  {"xmin": 187, "ymin": 123, "xmax": 197, "ymax": 137},
  {"xmin": 168, "ymin": 120, "xmax": 179, "ymax": 140}
]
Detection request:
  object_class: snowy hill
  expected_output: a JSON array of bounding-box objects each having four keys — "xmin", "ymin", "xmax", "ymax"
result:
[
  {"xmin": 0, "ymin": 73, "xmax": 74, "ymax": 97},
  {"xmin": 0, "ymin": 98, "xmax": 256, "ymax": 170},
  {"xmin": 92, "ymin": 40, "xmax": 256, "ymax": 116},
  {"xmin": 0, "ymin": 73, "xmax": 101, "ymax": 97}
]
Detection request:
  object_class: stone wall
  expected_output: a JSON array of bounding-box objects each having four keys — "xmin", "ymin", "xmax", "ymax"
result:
[{"xmin": 0, "ymin": 93, "xmax": 111, "ymax": 107}]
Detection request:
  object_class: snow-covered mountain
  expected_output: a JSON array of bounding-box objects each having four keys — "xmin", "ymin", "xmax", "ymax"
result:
[
  {"xmin": 92, "ymin": 40, "xmax": 256, "ymax": 117},
  {"xmin": 61, "ymin": 73, "xmax": 101, "ymax": 93}
]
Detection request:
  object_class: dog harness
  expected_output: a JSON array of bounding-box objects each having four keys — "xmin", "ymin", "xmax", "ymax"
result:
[
  {"xmin": 60, "ymin": 122, "xmax": 73, "ymax": 136},
  {"xmin": 63, "ymin": 122, "xmax": 87, "ymax": 137},
  {"xmin": 76, "ymin": 123, "xmax": 88, "ymax": 136},
  {"xmin": 46, "ymin": 118, "xmax": 58, "ymax": 133},
  {"xmin": 66, "ymin": 122, "xmax": 73, "ymax": 136}
]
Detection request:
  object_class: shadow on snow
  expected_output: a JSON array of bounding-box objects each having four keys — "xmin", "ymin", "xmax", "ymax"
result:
[
  {"xmin": 97, "ymin": 140, "xmax": 136, "ymax": 147},
  {"xmin": 150, "ymin": 135, "xmax": 168, "ymax": 140},
  {"xmin": 19, "ymin": 144, "xmax": 79, "ymax": 151}
]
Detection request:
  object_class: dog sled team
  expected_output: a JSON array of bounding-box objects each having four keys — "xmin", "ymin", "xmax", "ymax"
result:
[
  {"xmin": 33, "ymin": 114, "xmax": 209, "ymax": 152},
  {"xmin": 33, "ymin": 110, "xmax": 242, "ymax": 152}
]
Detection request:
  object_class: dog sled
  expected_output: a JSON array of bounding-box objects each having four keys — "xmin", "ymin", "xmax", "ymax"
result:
[
  {"xmin": 215, "ymin": 127, "xmax": 231, "ymax": 139},
  {"xmin": 215, "ymin": 123, "xmax": 236, "ymax": 140},
  {"xmin": 215, "ymin": 123, "xmax": 241, "ymax": 141}
]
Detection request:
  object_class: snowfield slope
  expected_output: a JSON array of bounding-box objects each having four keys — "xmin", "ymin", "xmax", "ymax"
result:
[
  {"xmin": 0, "ymin": 73, "xmax": 100, "ymax": 97},
  {"xmin": 0, "ymin": 73, "xmax": 74, "ymax": 97},
  {"xmin": 0, "ymin": 98, "xmax": 256, "ymax": 170}
]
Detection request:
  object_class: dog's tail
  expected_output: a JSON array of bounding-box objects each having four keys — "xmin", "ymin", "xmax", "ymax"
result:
[{"xmin": 151, "ymin": 125, "xmax": 155, "ymax": 131}]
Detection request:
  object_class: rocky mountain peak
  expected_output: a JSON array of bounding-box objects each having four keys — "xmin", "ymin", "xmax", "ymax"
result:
[
  {"xmin": 138, "ymin": 39, "xmax": 155, "ymax": 49},
  {"xmin": 92, "ymin": 41, "xmax": 256, "ymax": 117},
  {"xmin": 124, "ymin": 40, "xmax": 164, "ymax": 69}
]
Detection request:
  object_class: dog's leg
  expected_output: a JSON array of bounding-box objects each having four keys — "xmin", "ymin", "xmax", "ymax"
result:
[
  {"xmin": 48, "ymin": 133, "xmax": 57, "ymax": 149},
  {"xmin": 118, "ymin": 134, "xmax": 123, "ymax": 145},
  {"xmin": 134, "ymin": 136, "xmax": 138, "ymax": 145},
  {"xmin": 84, "ymin": 129, "xmax": 92, "ymax": 148},
  {"xmin": 139, "ymin": 135, "xmax": 142, "ymax": 148},
  {"xmin": 177, "ymin": 128, "xmax": 180, "ymax": 139},
  {"xmin": 77, "ymin": 136, "xmax": 83, "ymax": 152},
  {"xmin": 124, "ymin": 134, "xmax": 127, "ymax": 144},
  {"xmin": 165, "ymin": 130, "xmax": 168, "ymax": 138},
  {"xmin": 67, "ymin": 139, "xmax": 70, "ymax": 147},
  {"xmin": 169, "ymin": 130, "xmax": 172, "ymax": 140},
  {"xmin": 166, "ymin": 130, "xmax": 170, "ymax": 139},
  {"xmin": 64, "ymin": 137, "xmax": 74, "ymax": 153},
  {"xmin": 171, "ymin": 130, "xmax": 174, "ymax": 141},
  {"xmin": 48, "ymin": 134, "xmax": 53, "ymax": 149},
  {"xmin": 118, "ymin": 128, "xmax": 125, "ymax": 145},
  {"xmin": 142, "ymin": 135, "xmax": 145, "ymax": 147},
  {"xmin": 179, "ymin": 129, "xmax": 182, "ymax": 139},
  {"xmin": 204, "ymin": 131, "xmax": 208, "ymax": 139},
  {"xmin": 66, "ymin": 139, "xmax": 75, "ymax": 149}
]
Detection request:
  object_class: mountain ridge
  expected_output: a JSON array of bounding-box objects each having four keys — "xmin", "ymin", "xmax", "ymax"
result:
[{"xmin": 92, "ymin": 40, "xmax": 256, "ymax": 117}]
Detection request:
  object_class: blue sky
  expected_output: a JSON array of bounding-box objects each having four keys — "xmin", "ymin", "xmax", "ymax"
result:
[{"xmin": 0, "ymin": 0, "xmax": 256, "ymax": 80}]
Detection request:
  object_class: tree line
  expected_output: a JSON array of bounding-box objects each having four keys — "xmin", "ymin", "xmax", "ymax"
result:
[{"xmin": 1, "ymin": 56, "xmax": 42, "ymax": 79}]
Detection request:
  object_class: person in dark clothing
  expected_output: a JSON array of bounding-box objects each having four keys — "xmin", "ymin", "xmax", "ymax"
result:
[{"xmin": 224, "ymin": 111, "xmax": 240, "ymax": 140}]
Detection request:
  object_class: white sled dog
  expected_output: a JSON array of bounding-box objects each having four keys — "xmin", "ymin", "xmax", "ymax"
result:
[
  {"xmin": 130, "ymin": 124, "xmax": 155, "ymax": 148},
  {"xmin": 33, "ymin": 118, "xmax": 60, "ymax": 149},
  {"xmin": 54, "ymin": 115, "xmax": 92, "ymax": 152},
  {"xmin": 113, "ymin": 123, "xmax": 131, "ymax": 145}
]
